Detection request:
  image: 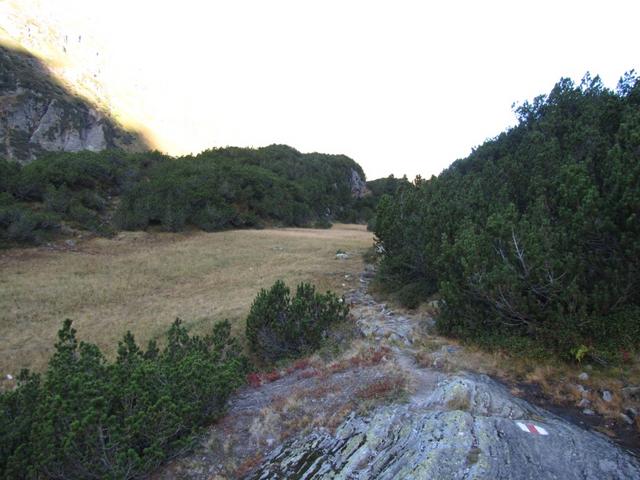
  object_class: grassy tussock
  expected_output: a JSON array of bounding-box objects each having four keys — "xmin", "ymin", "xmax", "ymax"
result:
[{"xmin": 409, "ymin": 326, "xmax": 640, "ymax": 428}]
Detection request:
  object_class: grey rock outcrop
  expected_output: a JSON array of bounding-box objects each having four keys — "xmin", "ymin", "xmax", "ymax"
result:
[
  {"xmin": 246, "ymin": 370, "xmax": 640, "ymax": 479},
  {"xmin": 157, "ymin": 266, "xmax": 640, "ymax": 479},
  {"xmin": 245, "ymin": 273, "xmax": 640, "ymax": 479},
  {"xmin": 349, "ymin": 168, "xmax": 368, "ymax": 198},
  {"xmin": 249, "ymin": 391, "xmax": 639, "ymax": 479},
  {"xmin": 0, "ymin": 44, "xmax": 147, "ymax": 163}
]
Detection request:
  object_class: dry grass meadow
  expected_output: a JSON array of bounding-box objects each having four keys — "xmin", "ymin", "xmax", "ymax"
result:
[{"xmin": 0, "ymin": 224, "xmax": 373, "ymax": 376}]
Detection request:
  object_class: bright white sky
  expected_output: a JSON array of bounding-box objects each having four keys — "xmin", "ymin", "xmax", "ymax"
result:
[{"xmin": 4, "ymin": 0, "xmax": 639, "ymax": 179}]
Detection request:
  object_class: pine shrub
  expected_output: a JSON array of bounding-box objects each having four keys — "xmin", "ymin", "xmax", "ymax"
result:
[
  {"xmin": 0, "ymin": 318, "xmax": 247, "ymax": 479},
  {"xmin": 0, "ymin": 205, "xmax": 59, "ymax": 244},
  {"xmin": 245, "ymin": 281, "xmax": 349, "ymax": 363},
  {"xmin": 374, "ymin": 72, "xmax": 640, "ymax": 361}
]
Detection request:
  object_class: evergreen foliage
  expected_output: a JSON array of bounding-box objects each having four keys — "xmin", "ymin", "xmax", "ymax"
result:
[
  {"xmin": 246, "ymin": 280, "xmax": 349, "ymax": 362},
  {"xmin": 356, "ymin": 175, "xmax": 411, "ymax": 231},
  {"xmin": 0, "ymin": 150, "xmax": 154, "ymax": 243},
  {"xmin": 374, "ymin": 72, "xmax": 640, "ymax": 361},
  {"xmin": 0, "ymin": 319, "xmax": 247, "ymax": 479},
  {"xmin": 0, "ymin": 145, "xmax": 377, "ymax": 246}
]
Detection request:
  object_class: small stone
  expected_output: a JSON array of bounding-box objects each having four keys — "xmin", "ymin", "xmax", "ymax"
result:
[
  {"xmin": 578, "ymin": 372, "xmax": 589, "ymax": 381},
  {"xmin": 583, "ymin": 408, "xmax": 595, "ymax": 415},
  {"xmin": 578, "ymin": 398, "xmax": 591, "ymax": 408},
  {"xmin": 601, "ymin": 390, "xmax": 613, "ymax": 402},
  {"xmin": 625, "ymin": 407, "xmax": 638, "ymax": 419},
  {"xmin": 575, "ymin": 384, "xmax": 588, "ymax": 396},
  {"xmin": 60, "ymin": 225, "xmax": 74, "ymax": 235},
  {"xmin": 65, "ymin": 239, "xmax": 76, "ymax": 248},
  {"xmin": 622, "ymin": 386, "xmax": 640, "ymax": 401},
  {"xmin": 6, "ymin": 374, "xmax": 13, "ymax": 380},
  {"xmin": 619, "ymin": 413, "xmax": 634, "ymax": 425},
  {"xmin": 336, "ymin": 253, "xmax": 349, "ymax": 260},
  {"xmin": 432, "ymin": 357, "xmax": 446, "ymax": 369}
]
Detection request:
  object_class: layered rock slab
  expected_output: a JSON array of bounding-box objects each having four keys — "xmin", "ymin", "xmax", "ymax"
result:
[{"xmin": 247, "ymin": 374, "xmax": 640, "ymax": 480}]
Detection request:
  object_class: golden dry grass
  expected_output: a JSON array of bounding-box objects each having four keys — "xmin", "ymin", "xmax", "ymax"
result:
[
  {"xmin": 411, "ymin": 331, "xmax": 640, "ymax": 424},
  {"xmin": 0, "ymin": 224, "xmax": 373, "ymax": 375}
]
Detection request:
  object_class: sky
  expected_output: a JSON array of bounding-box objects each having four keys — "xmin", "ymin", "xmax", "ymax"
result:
[{"xmin": 2, "ymin": 0, "xmax": 639, "ymax": 179}]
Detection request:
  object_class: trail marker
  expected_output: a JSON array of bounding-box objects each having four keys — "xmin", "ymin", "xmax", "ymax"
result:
[{"xmin": 516, "ymin": 422, "xmax": 549, "ymax": 435}]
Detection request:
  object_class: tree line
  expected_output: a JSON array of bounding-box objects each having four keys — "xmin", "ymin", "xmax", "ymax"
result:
[{"xmin": 0, "ymin": 144, "xmax": 383, "ymax": 246}]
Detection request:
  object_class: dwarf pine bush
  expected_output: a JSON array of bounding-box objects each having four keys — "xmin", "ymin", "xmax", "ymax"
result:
[
  {"xmin": 245, "ymin": 281, "xmax": 349, "ymax": 363},
  {"xmin": 373, "ymin": 72, "xmax": 640, "ymax": 362},
  {"xmin": 0, "ymin": 318, "xmax": 247, "ymax": 479}
]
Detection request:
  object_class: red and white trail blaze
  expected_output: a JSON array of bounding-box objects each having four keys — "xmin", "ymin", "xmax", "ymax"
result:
[{"xmin": 516, "ymin": 422, "xmax": 549, "ymax": 435}]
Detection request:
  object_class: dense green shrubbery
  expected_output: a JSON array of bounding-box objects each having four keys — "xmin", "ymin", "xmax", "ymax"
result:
[
  {"xmin": 374, "ymin": 72, "xmax": 640, "ymax": 362},
  {"xmin": 114, "ymin": 145, "xmax": 376, "ymax": 231},
  {"xmin": 0, "ymin": 150, "xmax": 154, "ymax": 244},
  {"xmin": 114, "ymin": 153, "xmax": 309, "ymax": 231},
  {"xmin": 246, "ymin": 281, "xmax": 349, "ymax": 362},
  {"xmin": 357, "ymin": 175, "xmax": 411, "ymax": 232},
  {"xmin": 0, "ymin": 319, "xmax": 247, "ymax": 479},
  {"xmin": 0, "ymin": 204, "xmax": 59, "ymax": 244},
  {"xmin": 1, "ymin": 144, "xmax": 384, "ymax": 245},
  {"xmin": 196, "ymin": 146, "xmax": 369, "ymax": 223}
]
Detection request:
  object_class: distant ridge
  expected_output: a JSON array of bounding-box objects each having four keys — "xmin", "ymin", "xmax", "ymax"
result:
[{"xmin": 0, "ymin": 43, "xmax": 149, "ymax": 163}]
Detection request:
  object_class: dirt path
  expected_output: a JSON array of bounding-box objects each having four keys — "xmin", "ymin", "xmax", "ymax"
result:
[{"xmin": 157, "ymin": 267, "xmax": 640, "ymax": 479}]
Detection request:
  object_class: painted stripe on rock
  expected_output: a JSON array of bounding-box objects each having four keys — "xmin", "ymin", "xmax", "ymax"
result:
[{"xmin": 516, "ymin": 421, "xmax": 549, "ymax": 435}]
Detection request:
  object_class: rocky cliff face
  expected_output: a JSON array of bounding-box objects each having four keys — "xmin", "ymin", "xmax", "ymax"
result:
[
  {"xmin": 0, "ymin": 44, "xmax": 147, "ymax": 163},
  {"xmin": 349, "ymin": 168, "xmax": 369, "ymax": 198}
]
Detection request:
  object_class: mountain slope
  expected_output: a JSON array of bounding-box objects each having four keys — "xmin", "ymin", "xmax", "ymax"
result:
[{"xmin": 0, "ymin": 44, "xmax": 148, "ymax": 162}]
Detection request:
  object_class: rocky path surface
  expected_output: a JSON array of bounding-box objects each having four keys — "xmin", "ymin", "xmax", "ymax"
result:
[{"xmin": 159, "ymin": 267, "xmax": 640, "ymax": 479}]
